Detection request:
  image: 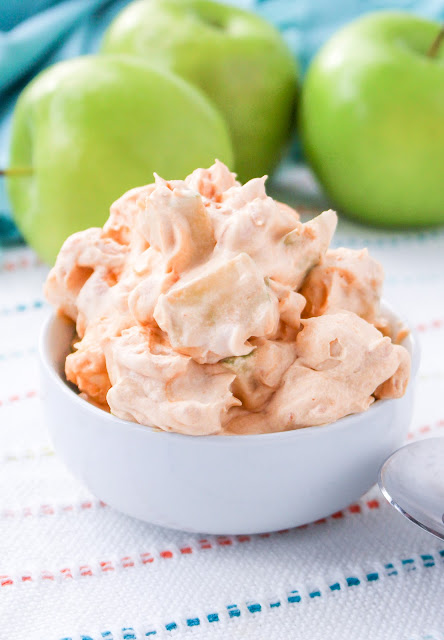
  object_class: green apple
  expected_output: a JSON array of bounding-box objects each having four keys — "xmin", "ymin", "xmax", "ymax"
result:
[
  {"xmin": 300, "ymin": 12, "xmax": 444, "ymax": 227},
  {"xmin": 101, "ymin": 0, "xmax": 298, "ymax": 182},
  {"xmin": 7, "ymin": 55, "xmax": 233, "ymax": 264}
]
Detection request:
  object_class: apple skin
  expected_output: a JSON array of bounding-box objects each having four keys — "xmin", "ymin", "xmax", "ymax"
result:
[
  {"xmin": 7, "ymin": 55, "xmax": 233, "ymax": 264},
  {"xmin": 300, "ymin": 12, "xmax": 444, "ymax": 227},
  {"xmin": 101, "ymin": 0, "xmax": 298, "ymax": 182}
]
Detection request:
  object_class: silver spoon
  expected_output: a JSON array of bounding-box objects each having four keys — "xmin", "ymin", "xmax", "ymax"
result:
[{"xmin": 378, "ymin": 437, "xmax": 444, "ymax": 541}]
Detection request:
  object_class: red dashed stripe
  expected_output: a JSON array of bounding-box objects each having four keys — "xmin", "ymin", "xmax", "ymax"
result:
[
  {"xmin": 0, "ymin": 541, "xmax": 239, "ymax": 586},
  {"xmin": 416, "ymin": 318, "xmax": 444, "ymax": 332},
  {"xmin": 60, "ymin": 568, "xmax": 73, "ymax": 579},
  {"xmin": 407, "ymin": 418, "xmax": 444, "ymax": 440},
  {"xmin": 0, "ymin": 576, "xmax": 13, "ymax": 586},
  {"xmin": 199, "ymin": 539, "xmax": 212, "ymax": 549},
  {"xmin": 0, "ymin": 509, "xmax": 385, "ymax": 587},
  {"xmin": 40, "ymin": 505, "xmax": 55, "ymax": 516},
  {"xmin": 0, "ymin": 389, "xmax": 38, "ymax": 408},
  {"xmin": 41, "ymin": 571, "xmax": 54, "ymax": 581},
  {"xmin": 217, "ymin": 537, "xmax": 232, "ymax": 546},
  {"xmin": 0, "ymin": 499, "xmax": 106, "ymax": 520},
  {"xmin": 180, "ymin": 546, "xmax": 192, "ymax": 555},
  {"xmin": 348, "ymin": 504, "xmax": 361, "ymax": 514},
  {"xmin": 0, "ymin": 471, "xmax": 406, "ymax": 530},
  {"xmin": 140, "ymin": 553, "xmax": 153, "ymax": 565},
  {"xmin": 0, "ymin": 254, "xmax": 42, "ymax": 273},
  {"xmin": 121, "ymin": 557, "xmax": 134, "ymax": 568}
]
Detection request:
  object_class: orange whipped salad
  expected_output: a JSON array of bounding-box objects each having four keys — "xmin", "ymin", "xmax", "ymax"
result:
[{"xmin": 45, "ymin": 161, "xmax": 410, "ymax": 435}]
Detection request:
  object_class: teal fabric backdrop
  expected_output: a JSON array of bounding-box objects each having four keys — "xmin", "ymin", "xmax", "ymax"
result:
[{"xmin": 1, "ymin": 0, "xmax": 444, "ymax": 244}]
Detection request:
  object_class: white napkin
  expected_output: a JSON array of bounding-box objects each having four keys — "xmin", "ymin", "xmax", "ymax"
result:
[{"xmin": 1, "ymin": 168, "xmax": 444, "ymax": 640}]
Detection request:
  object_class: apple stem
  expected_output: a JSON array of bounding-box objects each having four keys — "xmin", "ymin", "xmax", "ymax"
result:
[
  {"xmin": 427, "ymin": 24, "xmax": 444, "ymax": 58},
  {"xmin": 0, "ymin": 168, "xmax": 33, "ymax": 177}
]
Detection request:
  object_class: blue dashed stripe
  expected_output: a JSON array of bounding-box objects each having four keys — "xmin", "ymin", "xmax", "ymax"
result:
[
  {"xmin": 385, "ymin": 562, "xmax": 398, "ymax": 576},
  {"xmin": 421, "ymin": 555, "xmax": 435, "ymax": 568},
  {"xmin": 0, "ymin": 347, "xmax": 36, "ymax": 362},
  {"xmin": 346, "ymin": 576, "xmax": 360, "ymax": 587},
  {"xmin": 331, "ymin": 228, "xmax": 444, "ymax": 249},
  {"xmin": 287, "ymin": 589, "xmax": 301, "ymax": 603},
  {"xmin": 186, "ymin": 618, "xmax": 200, "ymax": 627},
  {"xmin": 58, "ymin": 550, "xmax": 443, "ymax": 639},
  {"xmin": 207, "ymin": 613, "xmax": 219, "ymax": 623},
  {"xmin": 0, "ymin": 299, "xmax": 46, "ymax": 315},
  {"xmin": 402, "ymin": 558, "xmax": 416, "ymax": 571},
  {"xmin": 227, "ymin": 604, "xmax": 241, "ymax": 618}
]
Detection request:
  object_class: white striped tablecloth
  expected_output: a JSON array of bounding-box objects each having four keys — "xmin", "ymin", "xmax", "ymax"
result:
[{"xmin": 1, "ymin": 167, "xmax": 444, "ymax": 640}]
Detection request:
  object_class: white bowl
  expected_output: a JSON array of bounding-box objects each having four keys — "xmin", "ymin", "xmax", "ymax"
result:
[{"xmin": 39, "ymin": 304, "xmax": 419, "ymax": 535}]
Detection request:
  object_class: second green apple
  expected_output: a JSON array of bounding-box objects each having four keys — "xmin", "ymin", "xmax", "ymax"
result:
[
  {"xmin": 101, "ymin": 0, "xmax": 298, "ymax": 181},
  {"xmin": 301, "ymin": 12, "xmax": 444, "ymax": 227}
]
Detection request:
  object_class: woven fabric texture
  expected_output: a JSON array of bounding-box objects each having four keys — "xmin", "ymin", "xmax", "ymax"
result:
[{"xmin": 0, "ymin": 167, "xmax": 444, "ymax": 639}]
